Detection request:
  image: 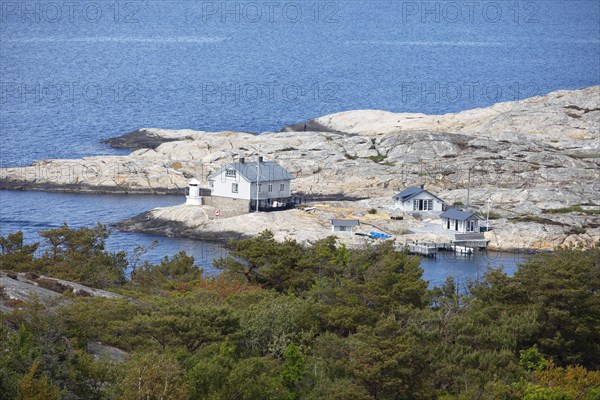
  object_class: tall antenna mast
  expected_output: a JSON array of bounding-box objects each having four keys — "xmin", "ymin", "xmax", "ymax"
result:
[
  {"xmin": 256, "ymin": 147, "xmax": 260, "ymax": 212},
  {"xmin": 466, "ymin": 165, "xmax": 471, "ymax": 211}
]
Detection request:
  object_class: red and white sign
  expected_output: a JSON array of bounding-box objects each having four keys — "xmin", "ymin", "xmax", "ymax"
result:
[{"xmin": 214, "ymin": 209, "xmax": 221, "ymax": 217}]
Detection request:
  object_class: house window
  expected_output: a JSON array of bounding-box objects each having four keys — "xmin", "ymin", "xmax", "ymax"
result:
[
  {"xmin": 426, "ymin": 199, "xmax": 433, "ymax": 210},
  {"xmin": 268, "ymin": 184, "xmax": 273, "ymax": 192},
  {"xmin": 413, "ymin": 200, "xmax": 419, "ymax": 210},
  {"xmin": 339, "ymin": 226, "xmax": 346, "ymax": 231},
  {"xmin": 226, "ymin": 169, "xmax": 236, "ymax": 178},
  {"xmin": 209, "ymin": 181, "xmax": 214, "ymax": 188},
  {"xmin": 232, "ymin": 183, "xmax": 238, "ymax": 193},
  {"xmin": 280, "ymin": 183, "xmax": 285, "ymax": 191},
  {"xmin": 467, "ymin": 220, "xmax": 475, "ymax": 232},
  {"xmin": 258, "ymin": 184, "xmax": 262, "ymax": 192}
]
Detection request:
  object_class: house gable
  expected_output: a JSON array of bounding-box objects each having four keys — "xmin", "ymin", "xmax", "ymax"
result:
[
  {"xmin": 209, "ymin": 160, "xmax": 293, "ymax": 202},
  {"xmin": 393, "ymin": 186, "xmax": 443, "ymax": 203}
]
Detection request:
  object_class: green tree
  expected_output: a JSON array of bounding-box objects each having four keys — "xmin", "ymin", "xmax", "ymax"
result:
[
  {"xmin": 129, "ymin": 297, "xmax": 238, "ymax": 352},
  {"xmin": 281, "ymin": 343, "xmax": 306, "ymax": 397},
  {"xmin": 118, "ymin": 351, "xmax": 189, "ymax": 400},
  {"xmin": 214, "ymin": 230, "xmax": 305, "ymax": 292},
  {"xmin": 347, "ymin": 317, "xmax": 434, "ymax": 400},
  {"xmin": 222, "ymin": 357, "xmax": 289, "ymax": 400},
  {"xmin": 0, "ymin": 325, "xmax": 38, "ymax": 400},
  {"xmin": 37, "ymin": 223, "xmax": 127, "ymax": 288},
  {"xmin": 132, "ymin": 251, "xmax": 204, "ymax": 290},
  {"xmin": 0, "ymin": 231, "xmax": 39, "ymax": 271},
  {"xmin": 17, "ymin": 360, "xmax": 61, "ymax": 400},
  {"xmin": 513, "ymin": 247, "xmax": 600, "ymax": 368}
]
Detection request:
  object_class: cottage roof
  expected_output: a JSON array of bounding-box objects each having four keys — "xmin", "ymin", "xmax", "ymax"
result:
[
  {"xmin": 440, "ymin": 208, "xmax": 480, "ymax": 221},
  {"xmin": 331, "ymin": 219, "xmax": 360, "ymax": 227},
  {"xmin": 208, "ymin": 161, "xmax": 292, "ymax": 183},
  {"xmin": 392, "ymin": 186, "xmax": 442, "ymax": 202}
]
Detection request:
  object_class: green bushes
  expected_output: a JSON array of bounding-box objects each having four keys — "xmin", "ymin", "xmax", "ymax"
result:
[
  {"xmin": 545, "ymin": 205, "xmax": 600, "ymax": 215},
  {"xmin": 1, "ymin": 228, "xmax": 599, "ymax": 400},
  {"xmin": 0, "ymin": 224, "xmax": 127, "ymax": 288}
]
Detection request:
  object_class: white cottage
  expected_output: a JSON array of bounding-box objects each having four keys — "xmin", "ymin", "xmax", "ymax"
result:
[
  {"xmin": 208, "ymin": 157, "xmax": 293, "ymax": 211},
  {"xmin": 331, "ymin": 219, "xmax": 360, "ymax": 234},
  {"xmin": 440, "ymin": 208, "xmax": 481, "ymax": 233},
  {"xmin": 393, "ymin": 186, "xmax": 444, "ymax": 212}
]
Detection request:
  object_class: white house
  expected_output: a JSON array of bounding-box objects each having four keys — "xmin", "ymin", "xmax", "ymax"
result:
[
  {"xmin": 208, "ymin": 157, "xmax": 293, "ymax": 211},
  {"xmin": 185, "ymin": 178, "xmax": 203, "ymax": 205},
  {"xmin": 331, "ymin": 219, "xmax": 360, "ymax": 234},
  {"xmin": 392, "ymin": 186, "xmax": 444, "ymax": 212},
  {"xmin": 440, "ymin": 208, "xmax": 481, "ymax": 233}
]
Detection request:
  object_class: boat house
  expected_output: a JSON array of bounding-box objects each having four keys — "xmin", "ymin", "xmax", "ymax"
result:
[
  {"xmin": 331, "ymin": 219, "xmax": 360, "ymax": 234},
  {"xmin": 440, "ymin": 208, "xmax": 481, "ymax": 233},
  {"xmin": 208, "ymin": 157, "xmax": 293, "ymax": 212},
  {"xmin": 393, "ymin": 186, "xmax": 444, "ymax": 212}
]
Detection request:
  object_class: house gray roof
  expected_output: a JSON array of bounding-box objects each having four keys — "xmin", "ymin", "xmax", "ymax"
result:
[
  {"xmin": 393, "ymin": 186, "xmax": 442, "ymax": 202},
  {"xmin": 331, "ymin": 219, "xmax": 360, "ymax": 227},
  {"xmin": 208, "ymin": 161, "xmax": 292, "ymax": 183},
  {"xmin": 440, "ymin": 208, "xmax": 480, "ymax": 221}
]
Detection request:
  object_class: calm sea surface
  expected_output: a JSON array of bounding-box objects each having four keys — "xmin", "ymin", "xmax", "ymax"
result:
[{"xmin": 1, "ymin": 1, "xmax": 597, "ymax": 285}]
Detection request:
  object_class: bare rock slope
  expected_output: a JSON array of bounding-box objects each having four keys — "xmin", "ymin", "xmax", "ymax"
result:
[
  {"xmin": 0, "ymin": 270, "xmax": 120, "ymax": 312},
  {"xmin": 1, "ymin": 86, "xmax": 599, "ymax": 249}
]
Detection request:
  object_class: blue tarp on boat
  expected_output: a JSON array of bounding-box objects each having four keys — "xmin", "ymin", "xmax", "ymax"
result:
[{"xmin": 369, "ymin": 231, "xmax": 392, "ymax": 239}]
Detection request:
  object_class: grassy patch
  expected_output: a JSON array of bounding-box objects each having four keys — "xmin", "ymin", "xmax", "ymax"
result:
[
  {"xmin": 324, "ymin": 135, "xmax": 333, "ymax": 141},
  {"xmin": 344, "ymin": 152, "xmax": 358, "ymax": 160},
  {"xmin": 566, "ymin": 152, "xmax": 600, "ymax": 159},
  {"xmin": 511, "ymin": 215, "xmax": 546, "ymax": 223},
  {"xmin": 368, "ymin": 154, "xmax": 387, "ymax": 163},
  {"xmin": 476, "ymin": 211, "xmax": 502, "ymax": 220},
  {"xmin": 510, "ymin": 215, "xmax": 567, "ymax": 226},
  {"xmin": 545, "ymin": 206, "xmax": 600, "ymax": 215},
  {"xmin": 567, "ymin": 226, "xmax": 587, "ymax": 235},
  {"xmin": 367, "ymin": 208, "xmax": 377, "ymax": 214}
]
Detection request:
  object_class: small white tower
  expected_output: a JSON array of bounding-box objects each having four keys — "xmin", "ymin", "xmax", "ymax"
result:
[{"xmin": 185, "ymin": 178, "xmax": 203, "ymax": 206}]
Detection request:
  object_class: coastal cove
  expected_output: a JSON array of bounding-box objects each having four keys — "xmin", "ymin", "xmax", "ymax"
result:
[
  {"xmin": 2, "ymin": 1, "xmax": 600, "ymax": 397},
  {"xmin": 0, "ymin": 190, "xmax": 226, "ymax": 271},
  {"xmin": 0, "ymin": 189, "xmax": 524, "ymax": 288},
  {"xmin": 1, "ymin": 86, "xmax": 599, "ymax": 288}
]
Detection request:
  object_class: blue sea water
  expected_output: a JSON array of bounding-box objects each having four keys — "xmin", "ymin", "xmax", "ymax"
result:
[{"xmin": 1, "ymin": 1, "xmax": 598, "ymax": 284}]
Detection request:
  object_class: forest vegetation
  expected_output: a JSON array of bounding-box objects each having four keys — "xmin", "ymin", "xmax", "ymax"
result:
[{"xmin": 0, "ymin": 225, "xmax": 599, "ymax": 399}]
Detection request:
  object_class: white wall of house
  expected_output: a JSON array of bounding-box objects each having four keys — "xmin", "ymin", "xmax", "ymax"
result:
[
  {"xmin": 396, "ymin": 192, "xmax": 443, "ymax": 212},
  {"xmin": 210, "ymin": 173, "xmax": 252, "ymax": 200},
  {"xmin": 251, "ymin": 180, "xmax": 291, "ymax": 200},
  {"xmin": 443, "ymin": 218, "xmax": 479, "ymax": 233},
  {"xmin": 210, "ymin": 171, "xmax": 291, "ymax": 201},
  {"xmin": 332, "ymin": 225, "xmax": 354, "ymax": 233}
]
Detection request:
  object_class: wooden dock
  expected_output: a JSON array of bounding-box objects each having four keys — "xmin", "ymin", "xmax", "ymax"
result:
[
  {"xmin": 399, "ymin": 241, "xmax": 477, "ymax": 257},
  {"xmin": 402, "ymin": 243, "xmax": 439, "ymax": 257},
  {"xmin": 451, "ymin": 245, "xmax": 474, "ymax": 255},
  {"xmin": 453, "ymin": 233, "xmax": 489, "ymax": 249}
]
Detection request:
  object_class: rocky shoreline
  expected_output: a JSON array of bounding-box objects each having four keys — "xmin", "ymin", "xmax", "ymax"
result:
[{"xmin": 1, "ymin": 86, "xmax": 599, "ymax": 250}]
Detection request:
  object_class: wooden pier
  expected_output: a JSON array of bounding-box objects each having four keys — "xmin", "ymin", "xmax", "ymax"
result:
[
  {"xmin": 399, "ymin": 241, "xmax": 478, "ymax": 257},
  {"xmin": 405, "ymin": 243, "xmax": 438, "ymax": 257},
  {"xmin": 453, "ymin": 233, "xmax": 489, "ymax": 249},
  {"xmin": 451, "ymin": 245, "xmax": 474, "ymax": 255}
]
